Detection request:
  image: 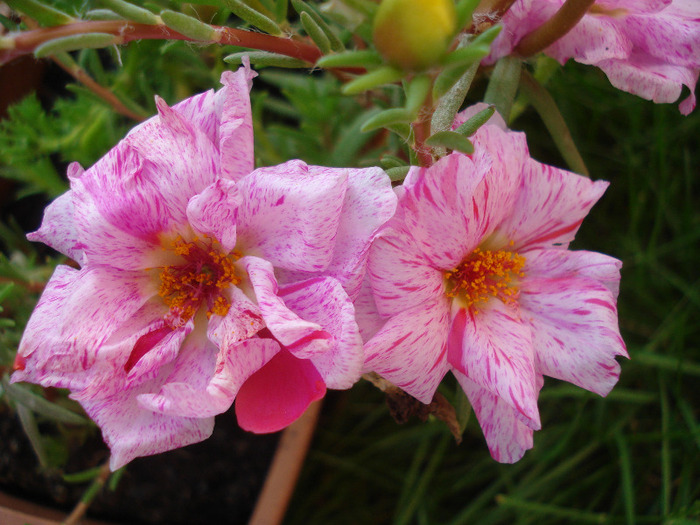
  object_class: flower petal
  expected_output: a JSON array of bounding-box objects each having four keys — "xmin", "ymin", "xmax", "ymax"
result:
[
  {"xmin": 186, "ymin": 179, "xmax": 242, "ymax": 252},
  {"xmin": 496, "ymin": 159, "xmax": 609, "ymax": 252},
  {"xmin": 218, "ymin": 63, "xmax": 257, "ymax": 181},
  {"xmin": 27, "ymin": 183, "xmax": 84, "ymax": 264},
  {"xmin": 363, "ymin": 297, "xmax": 451, "ymax": 404},
  {"xmin": 235, "ymin": 161, "xmax": 348, "ymax": 272},
  {"xmin": 353, "ymin": 276, "xmax": 386, "ymax": 343},
  {"xmin": 243, "ymin": 256, "xmax": 330, "ymax": 358},
  {"xmin": 367, "ymin": 223, "xmax": 446, "ymax": 317},
  {"xmin": 524, "ymin": 248, "xmax": 623, "ymax": 298},
  {"xmin": 275, "ymin": 166, "xmax": 397, "ymax": 300},
  {"xmin": 235, "ymin": 349, "xmax": 326, "ymax": 433},
  {"xmin": 74, "ymin": 379, "xmax": 215, "ymax": 470},
  {"xmin": 12, "ymin": 265, "xmax": 153, "ymax": 391},
  {"xmin": 447, "ymin": 302, "xmax": 540, "ymax": 430},
  {"xmin": 206, "ymin": 285, "xmax": 265, "ymax": 348},
  {"xmin": 454, "ymin": 370, "xmax": 538, "ymax": 463},
  {"xmin": 280, "ymin": 277, "xmax": 363, "ymax": 389},
  {"xmin": 519, "ymin": 276, "xmax": 628, "ymax": 397},
  {"xmin": 138, "ymin": 337, "xmax": 280, "ymax": 419}
]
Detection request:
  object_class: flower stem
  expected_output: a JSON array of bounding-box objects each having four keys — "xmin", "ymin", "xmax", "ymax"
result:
[
  {"xmin": 514, "ymin": 0, "xmax": 595, "ymax": 57},
  {"xmin": 1, "ymin": 20, "xmax": 322, "ymax": 66}
]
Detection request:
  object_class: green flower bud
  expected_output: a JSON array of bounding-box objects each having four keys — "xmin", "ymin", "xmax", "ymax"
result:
[{"xmin": 373, "ymin": 0, "xmax": 457, "ymax": 71}]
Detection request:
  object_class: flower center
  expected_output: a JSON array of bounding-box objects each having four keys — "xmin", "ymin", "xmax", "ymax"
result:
[
  {"xmin": 444, "ymin": 246, "xmax": 525, "ymax": 311},
  {"xmin": 157, "ymin": 236, "xmax": 241, "ymax": 326}
]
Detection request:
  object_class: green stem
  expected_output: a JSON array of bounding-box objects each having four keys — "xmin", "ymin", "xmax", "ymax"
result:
[{"xmin": 514, "ymin": 0, "xmax": 595, "ymax": 57}]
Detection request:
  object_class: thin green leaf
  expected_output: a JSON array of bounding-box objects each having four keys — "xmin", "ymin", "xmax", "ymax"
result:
[
  {"xmin": 222, "ymin": 0, "xmax": 283, "ymax": 35},
  {"xmin": 5, "ymin": 0, "xmax": 74, "ymax": 26},
  {"xmin": 519, "ymin": 70, "xmax": 589, "ymax": 176},
  {"xmin": 483, "ymin": 56, "xmax": 521, "ymax": 123},
  {"xmin": 360, "ymin": 108, "xmax": 414, "ymax": 133},
  {"xmin": 386, "ymin": 166, "xmax": 410, "ymax": 181},
  {"xmin": 99, "ymin": 0, "xmax": 160, "ymax": 24},
  {"xmin": 159, "ymin": 10, "xmax": 218, "ymax": 41},
  {"xmin": 455, "ymin": 0, "xmax": 480, "ymax": 30},
  {"xmin": 292, "ymin": 0, "xmax": 344, "ymax": 52},
  {"xmin": 404, "ymin": 74, "xmax": 431, "ymax": 114},
  {"xmin": 425, "ymin": 131, "xmax": 474, "ymax": 154},
  {"xmin": 614, "ymin": 431, "xmax": 636, "ymax": 525},
  {"xmin": 454, "ymin": 385, "xmax": 471, "ymax": 435},
  {"xmin": 34, "ymin": 33, "xmax": 119, "ymax": 58},
  {"xmin": 342, "ymin": 66, "xmax": 403, "ymax": 95},
  {"xmin": 2, "ymin": 377, "xmax": 89, "ymax": 425},
  {"xmin": 17, "ymin": 404, "xmax": 49, "ymax": 468},
  {"xmin": 338, "ymin": 0, "xmax": 377, "ymax": 18},
  {"xmin": 380, "ymin": 155, "xmax": 406, "ymax": 170},
  {"xmin": 455, "ymin": 105, "xmax": 495, "ymax": 136},
  {"xmin": 316, "ymin": 49, "xmax": 381, "ymax": 69},
  {"xmin": 300, "ymin": 11, "xmax": 331, "ymax": 54},
  {"xmin": 85, "ymin": 8, "xmax": 125, "ymax": 20},
  {"xmin": 274, "ymin": 0, "xmax": 288, "ymax": 22},
  {"xmin": 63, "ymin": 466, "xmax": 105, "ymax": 484},
  {"xmin": 224, "ymin": 50, "xmax": 309, "ymax": 68}
]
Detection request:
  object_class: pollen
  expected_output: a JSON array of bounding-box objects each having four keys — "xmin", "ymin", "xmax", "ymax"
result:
[
  {"xmin": 157, "ymin": 236, "xmax": 241, "ymax": 325},
  {"xmin": 444, "ymin": 244, "xmax": 525, "ymax": 312}
]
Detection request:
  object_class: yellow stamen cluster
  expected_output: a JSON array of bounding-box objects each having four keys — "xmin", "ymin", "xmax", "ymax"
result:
[
  {"xmin": 157, "ymin": 236, "xmax": 241, "ymax": 325},
  {"xmin": 444, "ymin": 246, "xmax": 525, "ymax": 312}
]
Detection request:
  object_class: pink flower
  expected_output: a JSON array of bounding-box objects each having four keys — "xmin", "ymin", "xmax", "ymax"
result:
[
  {"xmin": 488, "ymin": 0, "xmax": 700, "ymax": 114},
  {"xmin": 362, "ymin": 106, "xmax": 627, "ymax": 462},
  {"xmin": 12, "ymin": 65, "xmax": 397, "ymax": 469}
]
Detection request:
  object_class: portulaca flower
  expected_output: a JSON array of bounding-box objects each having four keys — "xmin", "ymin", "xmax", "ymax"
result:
[
  {"xmin": 362, "ymin": 107, "xmax": 627, "ymax": 462},
  {"xmin": 488, "ymin": 0, "xmax": 700, "ymax": 114},
  {"xmin": 12, "ymin": 65, "xmax": 397, "ymax": 469}
]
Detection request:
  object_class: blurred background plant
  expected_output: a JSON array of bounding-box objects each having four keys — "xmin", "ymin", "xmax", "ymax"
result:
[{"xmin": 0, "ymin": 0, "xmax": 698, "ymax": 523}]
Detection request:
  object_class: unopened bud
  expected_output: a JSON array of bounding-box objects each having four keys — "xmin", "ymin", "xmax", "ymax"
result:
[{"xmin": 373, "ymin": 0, "xmax": 457, "ymax": 71}]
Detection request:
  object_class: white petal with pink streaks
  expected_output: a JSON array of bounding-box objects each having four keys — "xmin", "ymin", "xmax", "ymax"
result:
[
  {"xmin": 497, "ymin": 159, "xmax": 609, "ymax": 252},
  {"xmin": 186, "ymin": 179, "xmax": 242, "ymax": 252},
  {"xmin": 138, "ymin": 338, "xmax": 280, "ymax": 418},
  {"xmin": 367, "ymin": 224, "xmax": 445, "ymax": 318},
  {"xmin": 27, "ymin": 186, "xmax": 84, "ymax": 264},
  {"xmin": 12, "ymin": 265, "xmax": 153, "ymax": 391},
  {"xmin": 280, "ymin": 277, "xmax": 363, "ymax": 389},
  {"xmin": 244, "ymin": 256, "xmax": 330, "ymax": 357},
  {"xmin": 519, "ymin": 276, "xmax": 627, "ymax": 397},
  {"xmin": 363, "ymin": 297, "xmax": 451, "ymax": 404},
  {"xmin": 455, "ymin": 370, "xmax": 539, "ymax": 463},
  {"xmin": 524, "ymin": 248, "xmax": 622, "ymax": 298},
  {"xmin": 235, "ymin": 161, "xmax": 348, "ymax": 272},
  {"xmin": 447, "ymin": 302, "xmax": 541, "ymax": 430}
]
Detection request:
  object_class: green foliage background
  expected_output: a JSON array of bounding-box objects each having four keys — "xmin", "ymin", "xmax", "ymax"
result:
[{"xmin": 0, "ymin": 0, "xmax": 698, "ymax": 523}]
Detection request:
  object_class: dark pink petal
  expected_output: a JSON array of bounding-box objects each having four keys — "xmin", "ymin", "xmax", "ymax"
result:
[
  {"xmin": 138, "ymin": 337, "xmax": 280, "ymax": 419},
  {"xmin": 447, "ymin": 301, "xmax": 541, "ymax": 430},
  {"xmin": 73, "ymin": 376, "xmax": 215, "ymax": 470},
  {"xmin": 186, "ymin": 179, "xmax": 242, "ymax": 252},
  {"xmin": 235, "ymin": 161, "xmax": 348, "ymax": 272},
  {"xmin": 244, "ymin": 256, "xmax": 330, "ymax": 358},
  {"xmin": 497, "ymin": 159, "xmax": 609, "ymax": 252},
  {"xmin": 280, "ymin": 276, "xmax": 363, "ymax": 389},
  {"xmin": 217, "ymin": 64, "xmax": 257, "ymax": 181},
  {"xmin": 367, "ymin": 224, "xmax": 445, "ymax": 317},
  {"xmin": 363, "ymin": 297, "xmax": 451, "ymax": 404},
  {"xmin": 519, "ymin": 276, "xmax": 628, "ymax": 397},
  {"xmin": 27, "ymin": 182, "xmax": 84, "ymax": 264},
  {"xmin": 524, "ymin": 248, "xmax": 622, "ymax": 298},
  {"xmin": 12, "ymin": 265, "xmax": 153, "ymax": 391},
  {"xmin": 454, "ymin": 370, "xmax": 538, "ymax": 463},
  {"xmin": 235, "ymin": 349, "xmax": 326, "ymax": 433}
]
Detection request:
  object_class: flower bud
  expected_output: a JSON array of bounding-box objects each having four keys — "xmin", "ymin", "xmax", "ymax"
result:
[{"xmin": 372, "ymin": 0, "xmax": 457, "ymax": 71}]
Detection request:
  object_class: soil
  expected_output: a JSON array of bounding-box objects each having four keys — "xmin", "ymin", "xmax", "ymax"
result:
[{"xmin": 0, "ymin": 403, "xmax": 279, "ymax": 524}]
